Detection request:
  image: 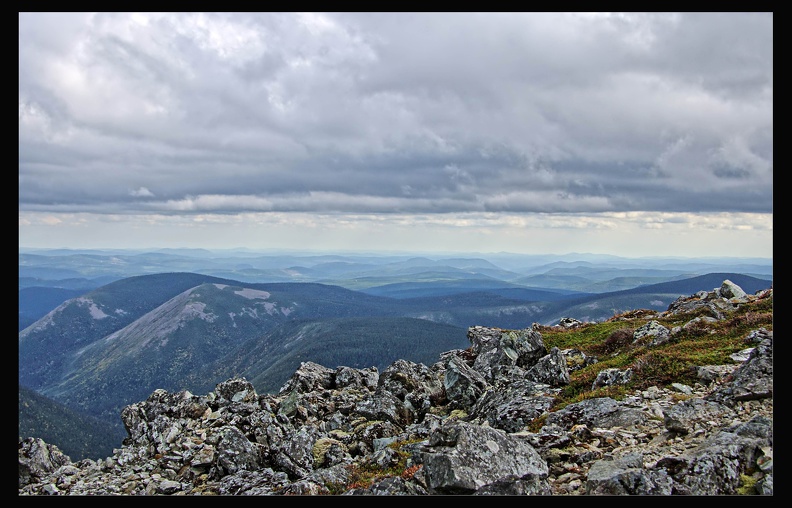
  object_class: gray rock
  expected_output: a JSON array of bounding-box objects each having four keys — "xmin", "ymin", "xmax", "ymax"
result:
[
  {"xmin": 591, "ymin": 368, "xmax": 633, "ymax": 390},
  {"xmin": 720, "ymin": 280, "xmax": 747, "ymax": 299},
  {"xmin": 18, "ymin": 438, "xmax": 71, "ymax": 488},
  {"xmin": 558, "ymin": 317, "xmax": 584, "ymax": 328},
  {"xmin": 561, "ymin": 348, "xmax": 598, "ymax": 372},
  {"xmin": 633, "ymin": 320, "xmax": 671, "ymax": 347},
  {"xmin": 525, "ymin": 347, "xmax": 570, "ymax": 387},
  {"xmin": 469, "ymin": 379, "xmax": 555, "ymax": 433},
  {"xmin": 442, "ymin": 353, "xmax": 487, "ymax": 410},
  {"xmin": 707, "ymin": 335, "xmax": 773, "ymax": 404},
  {"xmin": 335, "ymin": 365, "xmax": 379, "ymax": 391},
  {"xmin": 657, "ymin": 416, "xmax": 772, "ymax": 495},
  {"xmin": 214, "ymin": 425, "xmax": 263, "ymax": 477},
  {"xmin": 586, "ymin": 452, "xmax": 673, "ymax": 495},
  {"xmin": 663, "ymin": 398, "xmax": 732, "ymax": 435},
  {"xmin": 278, "ymin": 361, "xmax": 335, "ymax": 395},
  {"xmin": 468, "ymin": 326, "xmax": 547, "ymax": 382},
  {"xmin": 544, "ymin": 397, "xmax": 647, "ymax": 430},
  {"xmin": 415, "ymin": 421, "xmax": 550, "ymax": 494},
  {"xmin": 344, "ymin": 475, "xmax": 429, "ymax": 495}
]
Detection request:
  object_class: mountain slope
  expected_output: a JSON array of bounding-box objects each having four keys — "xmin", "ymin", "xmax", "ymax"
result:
[
  {"xmin": 19, "ymin": 273, "xmax": 239, "ymax": 392},
  {"xmin": 19, "ymin": 287, "xmax": 86, "ymax": 331},
  {"xmin": 20, "ymin": 274, "xmax": 405, "ymax": 415},
  {"xmin": 42, "ymin": 282, "xmax": 290, "ymax": 419},
  {"xmin": 225, "ymin": 316, "xmax": 469, "ymax": 394},
  {"xmin": 19, "ymin": 385, "xmax": 124, "ymax": 461}
]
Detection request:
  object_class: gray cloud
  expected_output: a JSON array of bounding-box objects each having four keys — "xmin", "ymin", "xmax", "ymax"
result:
[{"xmin": 19, "ymin": 12, "xmax": 772, "ymax": 218}]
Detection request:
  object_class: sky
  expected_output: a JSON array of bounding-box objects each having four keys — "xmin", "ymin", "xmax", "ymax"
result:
[{"xmin": 18, "ymin": 12, "xmax": 773, "ymax": 258}]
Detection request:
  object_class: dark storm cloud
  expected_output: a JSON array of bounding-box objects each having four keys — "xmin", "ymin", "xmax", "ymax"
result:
[{"xmin": 19, "ymin": 12, "xmax": 773, "ymax": 216}]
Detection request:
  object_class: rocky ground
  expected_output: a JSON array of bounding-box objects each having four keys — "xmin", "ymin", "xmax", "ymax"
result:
[{"xmin": 540, "ymin": 378, "xmax": 773, "ymax": 495}]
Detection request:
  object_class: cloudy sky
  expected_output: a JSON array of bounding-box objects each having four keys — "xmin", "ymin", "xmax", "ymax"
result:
[{"xmin": 19, "ymin": 12, "xmax": 773, "ymax": 258}]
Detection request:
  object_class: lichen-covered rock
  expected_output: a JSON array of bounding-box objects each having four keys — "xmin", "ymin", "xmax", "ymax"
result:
[
  {"xmin": 335, "ymin": 365, "xmax": 379, "ymax": 390},
  {"xmin": 633, "ymin": 320, "xmax": 671, "ymax": 347},
  {"xmin": 591, "ymin": 367, "xmax": 633, "ymax": 390},
  {"xmin": 663, "ymin": 398, "xmax": 732, "ymax": 435},
  {"xmin": 378, "ymin": 359, "xmax": 445, "ymax": 419},
  {"xmin": 561, "ymin": 348, "xmax": 598, "ymax": 372},
  {"xmin": 18, "ymin": 438, "xmax": 71, "ymax": 488},
  {"xmin": 468, "ymin": 326, "xmax": 547, "ymax": 382},
  {"xmin": 719, "ymin": 280, "xmax": 747, "ymax": 300},
  {"xmin": 278, "ymin": 362, "xmax": 335, "ymax": 395},
  {"xmin": 657, "ymin": 416, "xmax": 772, "ymax": 495},
  {"xmin": 707, "ymin": 335, "xmax": 773, "ymax": 404},
  {"xmin": 442, "ymin": 353, "xmax": 487, "ymax": 410},
  {"xmin": 586, "ymin": 452, "xmax": 673, "ymax": 495},
  {"xmin": 544, "ymin": 397, "xmax": 647, "ymax": 431},
  {"xmin": 414, "ymin": 421, "xmax": 550, "ymax": 494},
  {"xmin": 557, "ymin": 317, "xmax": 584, "ymax": 329},
  {"xmin": 525, "ymin": 347, "xmax": 570, "ymax": 387},
  {"xmin": 213, "ymin": 425, "xmax": 263, "ymax": 477},
  {"xmin": 344, "ymin": 475, "xmax": 430, "ymax": 495},
  {"xmin": 469, "ymin": 379, "xmax": 556, "ymax": 433},
  {"xmin": 215, "ymin": 378, "xmax": 257, "ymax": 403}
]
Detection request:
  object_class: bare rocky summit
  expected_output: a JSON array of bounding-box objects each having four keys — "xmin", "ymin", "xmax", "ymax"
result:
[{"xmin": 19, "ymin": 281, "xmax": 773, "ymax": 496}]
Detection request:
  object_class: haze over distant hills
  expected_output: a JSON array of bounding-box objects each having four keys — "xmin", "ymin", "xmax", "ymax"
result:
[{"xmin": 19, "ymin": 247, "xmax": 772, "ymax": 288}]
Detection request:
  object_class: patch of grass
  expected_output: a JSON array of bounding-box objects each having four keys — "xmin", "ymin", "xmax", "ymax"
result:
[
  {"xmin": 542, "ymin": 321, "xmax": 645, "ymax": 352},
  {"xmin": 736, "ymin": 473, "xmax": 759, "ymax": 495},
  {"xmin": 326, "ymin": 438, "xmax": 425, "ymax": 494},
  {"xmin": 527, "ymin": 293, "xmax": 772, "ymax": 426},
  {"xmin": 526, "ymin": 413, "xmax": 548, "ymax": 433}
]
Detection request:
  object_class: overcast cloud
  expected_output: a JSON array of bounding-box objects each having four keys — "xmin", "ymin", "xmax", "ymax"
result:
[{"xmin": 18, "ymin": 12, "xmax": 773, "ymax": 257}]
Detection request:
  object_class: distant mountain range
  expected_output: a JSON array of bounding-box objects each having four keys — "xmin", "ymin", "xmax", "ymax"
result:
[
  {"xmin": 18, "ymin": 248, "xmax": 772, "ymax": 461},
  {"xmin": 20, "ymin": 248, "xmax": 772, "ymax": 287}
]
